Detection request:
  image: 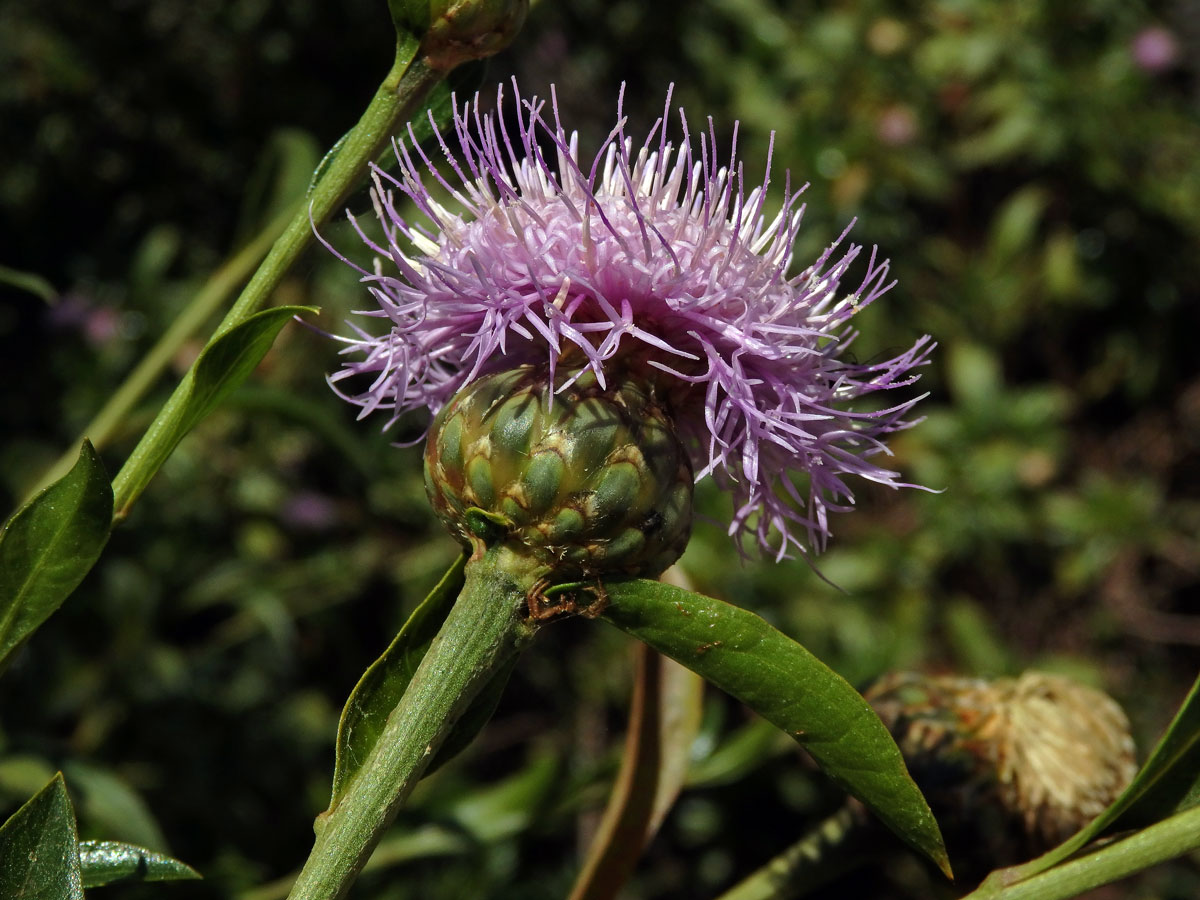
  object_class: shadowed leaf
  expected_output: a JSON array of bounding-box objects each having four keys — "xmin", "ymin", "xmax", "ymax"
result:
[
  {"xmin": 1115, "ymin": 673, "xmax": 1200, "ymax": 823},
  {"xmin": 0, "ymin": 441, "xmax": 112, "ymax": 672}
]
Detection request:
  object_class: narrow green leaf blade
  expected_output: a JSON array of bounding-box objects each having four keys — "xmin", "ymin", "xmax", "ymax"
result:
[
  {"xmin": 327, "ymin": 553, "xmax": 467, "ymax": 811},
  {"xmin": 184, "ymin": 305, "xmax": 318, "ymax": 441},
  {"xmin": 0, "ymin": 773, "xmax": 83, "ymax": 900},
  {"xmin": 0, "ymin": 441, "xmax": 112, "ymax": 670},
  {"xmin": 1115, "ymin": 672, "xmax": 1200, "ymax": 823},
  {"xmin": 602, "ymin": 579, "xmax": 950, "ymax": 876},
  {"xmin": 115, "ymin": 305, "xmax": 315, "ymax": 517},
  {"xmin": 448, "ymin": 751, "xmax": 559, "ymax": 843},
  {"xmin": 79, "ymin": 840, "xmax": 200, "ymax": 888},
  {"xmin": 965, "ymin": 805, "xmax": 1200, "ymax": 900}
]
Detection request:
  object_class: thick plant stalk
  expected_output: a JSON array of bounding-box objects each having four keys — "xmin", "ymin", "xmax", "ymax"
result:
[{"xmin": 285, "ymin": 552, "xmax": 538, "ymax": 900}]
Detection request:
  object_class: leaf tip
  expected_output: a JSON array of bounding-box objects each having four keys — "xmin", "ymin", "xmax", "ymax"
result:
[{"xmin": 936, "ymin": 850, "xmax": 955, "ymax": 881}]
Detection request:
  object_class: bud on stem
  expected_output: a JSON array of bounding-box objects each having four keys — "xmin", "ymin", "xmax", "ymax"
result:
[
  {"xmin": 425, "ymin": 366, "xmax": 694, "ymax": 609},
  {"xmin": 867, "ymin": 671, "xmax": 1136, "ymax": 873}
]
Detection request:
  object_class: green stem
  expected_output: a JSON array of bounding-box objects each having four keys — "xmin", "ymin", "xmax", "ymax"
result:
[
  {"xmin": 285, "ymin": 551, "xmax": 538, "ymax": 900},
  {"xmin": 715, "ymin": 805, "xmax": 869, "ymax": 900},
  {"xmin": 964, "ymin": 805, "xmax": 1200, "ymax": 900},
  {"xmin": 109, "ymin": 47, "xmax": 441, "ymax": 520}
]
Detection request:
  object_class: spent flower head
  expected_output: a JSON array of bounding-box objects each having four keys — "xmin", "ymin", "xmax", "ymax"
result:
[{"xmin": 327, "ymin": 81, "xmax": 932, "ymax": 558}]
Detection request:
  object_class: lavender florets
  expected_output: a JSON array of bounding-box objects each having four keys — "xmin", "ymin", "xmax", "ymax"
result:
[{"xmin": 327, "ymin": 81, "xmax": 933, "ymax": 559}]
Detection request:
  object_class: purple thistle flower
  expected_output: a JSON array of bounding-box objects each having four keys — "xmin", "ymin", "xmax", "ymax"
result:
[{"xmin": 327, "ymin": 81, "xmax": 933, "ymax": 559}]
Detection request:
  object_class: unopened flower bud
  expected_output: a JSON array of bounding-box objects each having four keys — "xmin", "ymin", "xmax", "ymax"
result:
[
  {"xmin": 424, "ymin": 366, "xmax": 693, "ymax": 591},
  {"xmin": 867, "ymin": 671, "xmax": 1135, "ymax": 871},
  {"xmin": 396, "ymin": 0, "xmax": 528, "ymax": 71}
]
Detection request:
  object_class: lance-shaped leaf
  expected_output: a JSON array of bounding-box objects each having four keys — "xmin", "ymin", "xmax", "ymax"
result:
[
  {"xmin": 0, "ymin": 773, "xmax": 83, "ymax": 900},
  {"xmin": 326, "ymin": 554, "xmax": 467, "ymax": 812},
  {"xmin": 602, "ymin": 579, "xmax": 950, "ymax": 877},
  {"xmin": 0, "ymin": 441, "xmax": 112, "ymax": 672},
  {"xmin": 79, "ymin": 841, "xmax": 200, "ymax": 888},
  {"xmin": 114, "ymin": 305, "xmax": 317, "ymax": 517}
]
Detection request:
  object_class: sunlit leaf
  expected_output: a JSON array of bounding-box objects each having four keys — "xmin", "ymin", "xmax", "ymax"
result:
[
  {"xmin": 79, "ymin": 840, "xmax": 200, "ymax": 888},
  {"xmin": 602, "ymin": 579, "xmax": 950, "ymax": 877},
  {"xmin": 0, "ymin": 441, "xmax": 112, "ymax": 672},
  {"xmin": 0, "ymin": 773, "xmax": 83, "ymax": 900},
  {"xmin": 115, "ymin": 305, "xmax": 316, "ymax": 517}
]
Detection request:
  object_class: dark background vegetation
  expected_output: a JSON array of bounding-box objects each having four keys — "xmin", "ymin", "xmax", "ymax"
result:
[{"xmin": 2, "ymin": 0, "xmax": 1198, "ymax": 897}]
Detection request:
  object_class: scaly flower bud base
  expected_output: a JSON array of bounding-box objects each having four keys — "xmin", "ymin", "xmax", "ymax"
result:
[{"xmin": 424, "ymin": 365, "xmax": 694, "ymax": 614}]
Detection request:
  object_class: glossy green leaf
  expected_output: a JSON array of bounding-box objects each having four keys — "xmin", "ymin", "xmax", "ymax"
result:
[
  {"xmin": 115, "ymin": 305, "xmax": 316, "ymax": 518},
  {"xmin": 0, "ymin": 441, "xmax": 112, "ymax": 671},
  {"xmin": 0, "ymin": 773, "xmax": 83, "ymax": 900},
  {"xmin": 602, "ymin": 579, "xmax": 950, "ymax": 877},
  {"xmin": 79, "ymin": 840, "xmax": 200, "ymax": 888},
  {"xmin": 327, "ymin": 553, "xmax": 467, "ymax": 812}
]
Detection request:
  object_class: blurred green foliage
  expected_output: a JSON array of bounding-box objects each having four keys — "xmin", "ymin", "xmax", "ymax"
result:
[{"xmin": 2, "ymin": 0, "xmax": 1198, "ymax": 897}]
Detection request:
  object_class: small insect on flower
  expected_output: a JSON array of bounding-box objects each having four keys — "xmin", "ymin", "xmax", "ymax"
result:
[{"xmin": 325, "ymin": 80, "xmax": 933, "ymax": 559}]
